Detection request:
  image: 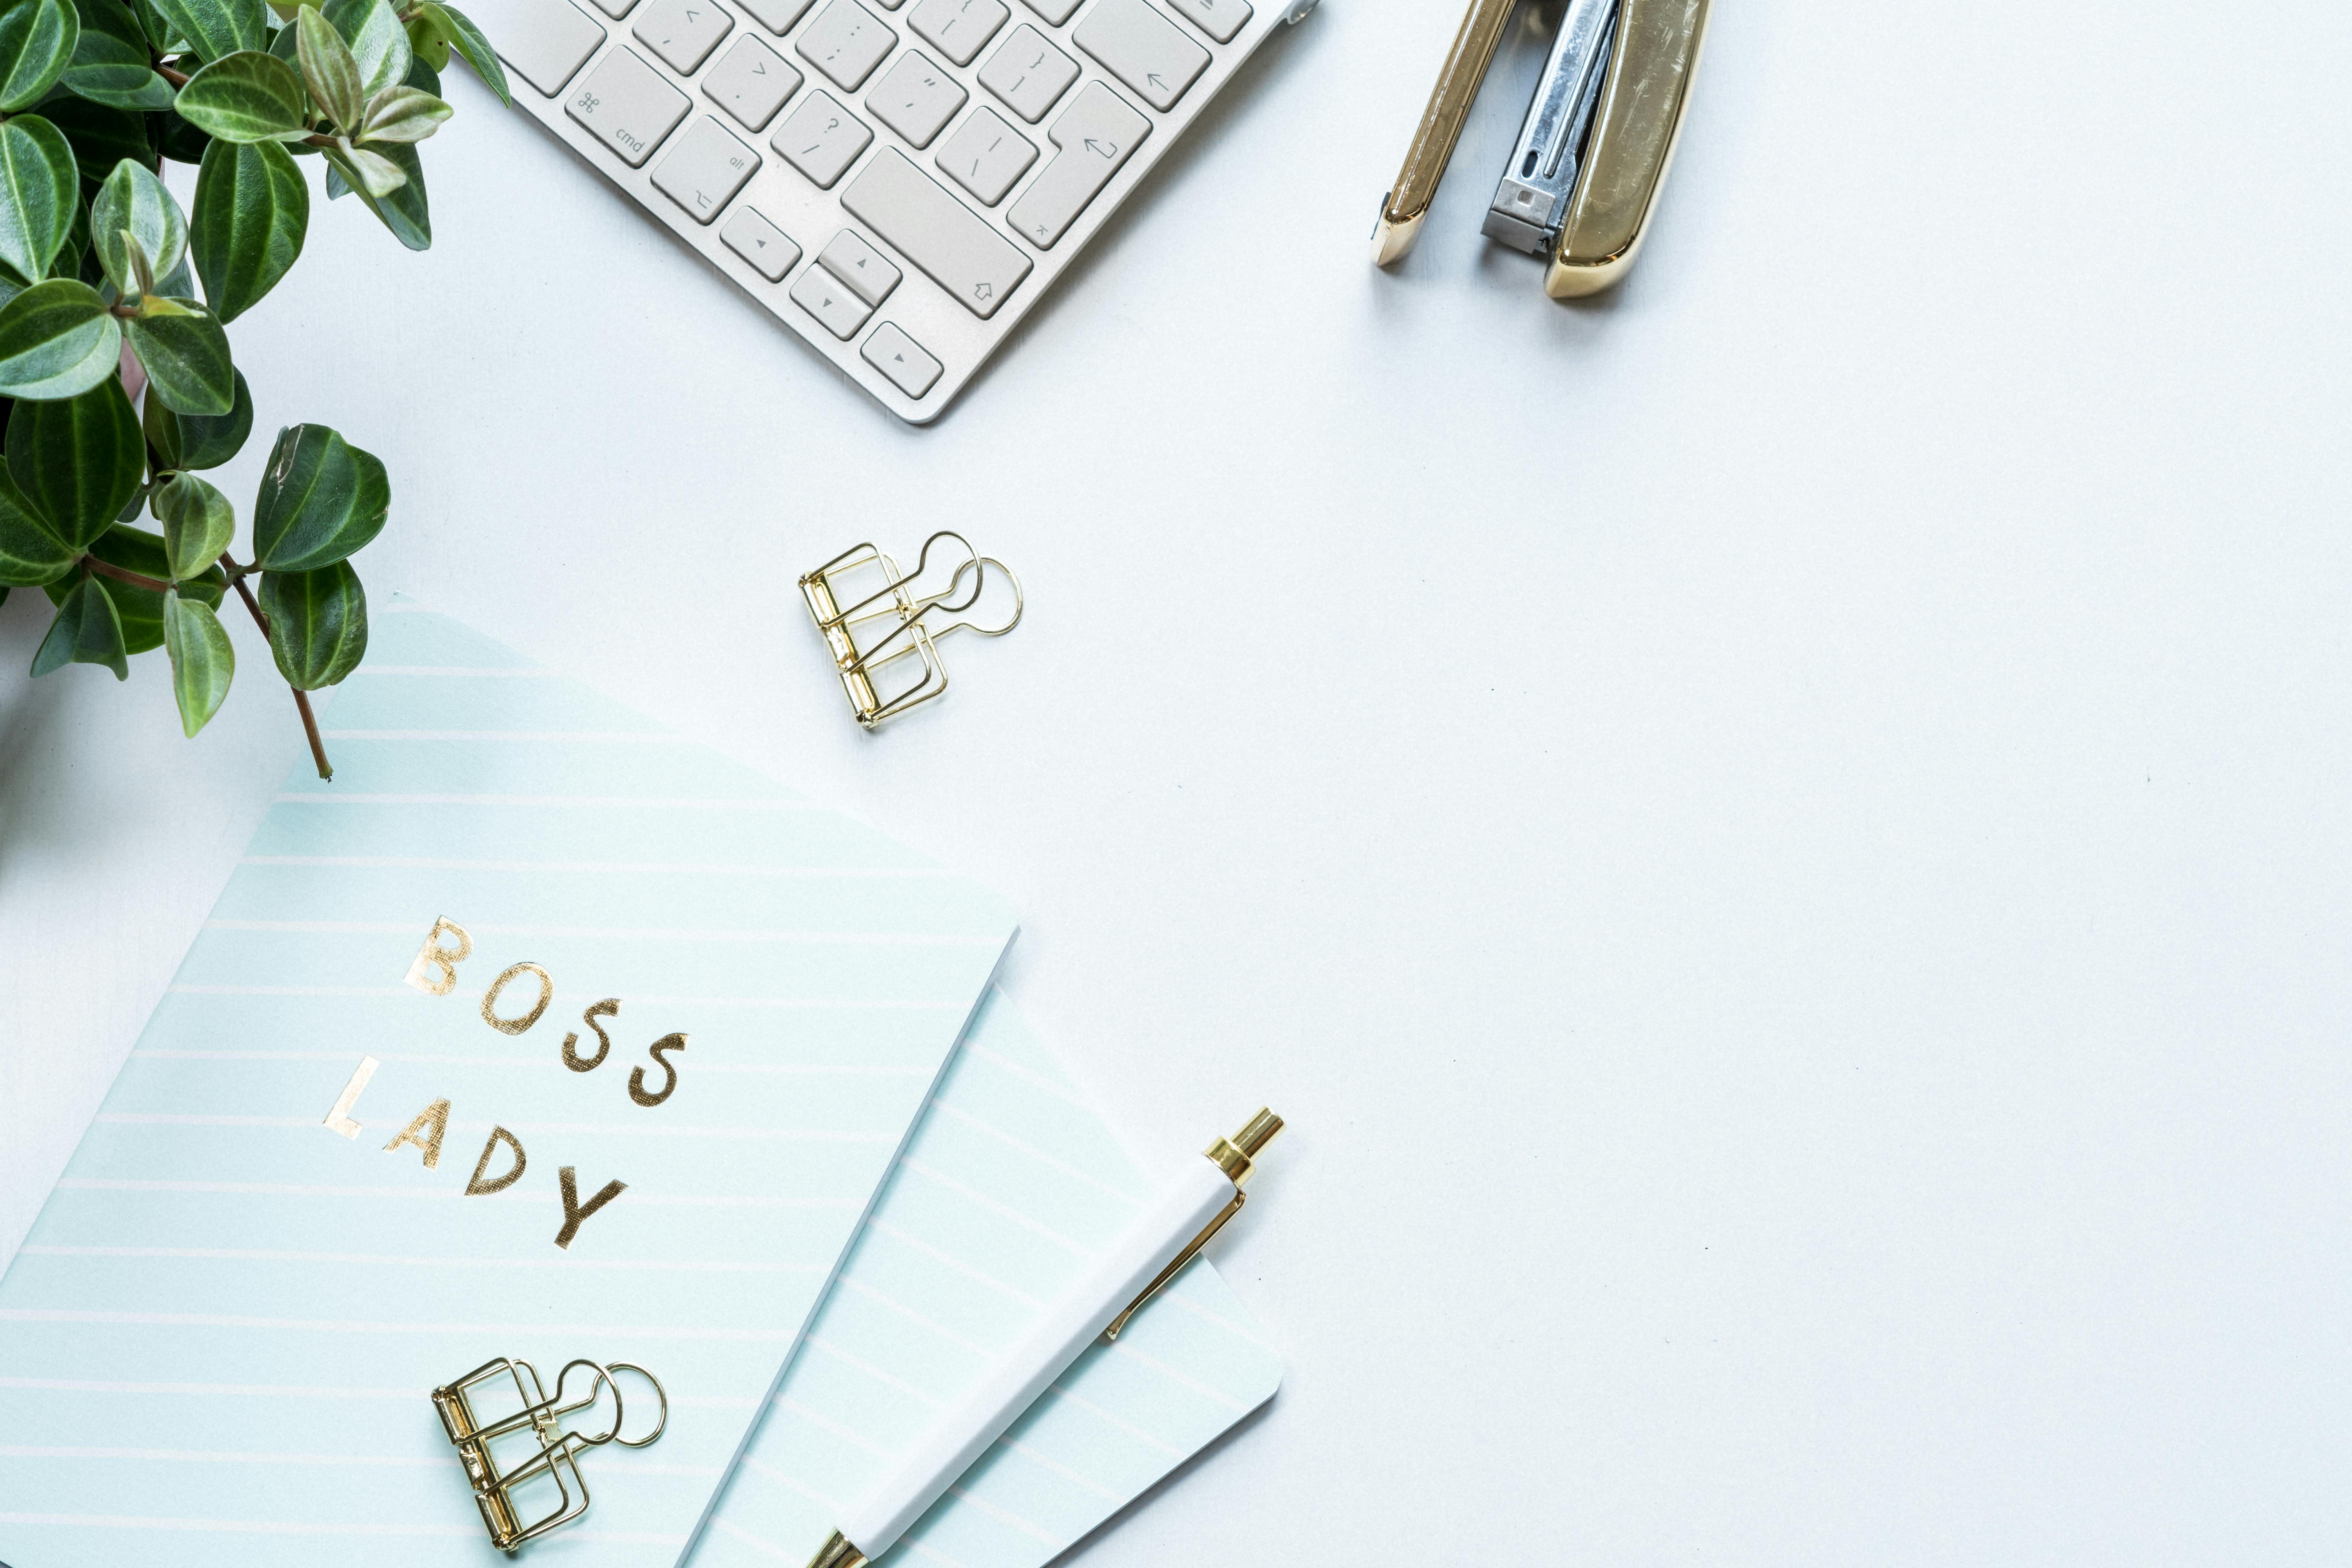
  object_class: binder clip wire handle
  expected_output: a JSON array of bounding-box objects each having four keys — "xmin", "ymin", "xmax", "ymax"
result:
[
  {"xmin": 800, "ymin": 531, "xmax": 1023, "ymax": 730},
  {"xmin": 433, "ymin": 1356, "xmax": 669, "ymax": 1554}
]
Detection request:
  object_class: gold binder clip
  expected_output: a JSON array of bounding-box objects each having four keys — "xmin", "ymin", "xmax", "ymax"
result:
[
  {"xmin": 799, "ymin": 530, "xmax": 1024, "ymax": 730},
  {"xmin": 432, "ymin": 1356, "xmax": 668, "ymax": 1554},
  {"xmin": 1372, "ymin": 0, "xmax": 1712, "ymax": 296}
]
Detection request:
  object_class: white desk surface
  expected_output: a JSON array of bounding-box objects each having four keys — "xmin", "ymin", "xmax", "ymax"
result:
[{"xmin": 7, "ymin": 0, "xmax": 2351, "ymax": 1559}]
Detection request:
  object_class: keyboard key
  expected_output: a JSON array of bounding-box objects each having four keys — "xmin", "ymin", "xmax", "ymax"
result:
[
  {"xmin": 586, "ymin": 0, "xmax": 636, "ymax": 20},
  {"xmin": 936, "ymin": 105, "xmax": 1034, "ymax": 205},
  {"xmin": 566, "ymin": 47, "xmax": 691, "ymax": 166},
  {"xmin": 476, "ymin": 0, "xmax": 605, "ymax": 96},
  {"xmin": 790, "ymin": 264, "xmax": 875, "ymax": 337},
  {"xmin": 842, "ymin": 149, "xmax": 1032, "ymax": 318},
  {"xmin": 1018, "ymin": 0, "xmax": 1076, "ymax": 25},
  {"xmin": 1164, "ymin": 0, "xmax": 1245, "ymax": 42},
  {"xmin": 861, "ymin": 322, "xmax": 942, "ymax": 397},
  {"xmin": 772, "ymin": 89, "xmax": 873, "ymax": 187},
  {"xmin": 632, "ymin": 0, "xmax": 733, "ymax": 72},
  {"xmin": 1003, "ymin": 80, "xmax": 1145, "ymax": 247},
  {"xmin": 976, "ymin": 24, "xmax": 1074, "ymax": 123},
  {"xmin": 1072, "ymin": 0, "xmax": 1205, "ymax": 111},
  {"xmin": 796, "ymin": 0, "xmax": 895, "ymax": 90},
  {"xmin": 865, "ymin": 51, "xmax": 965, "ymax": 147},
  {"xmin": 722, "ymin": 206, "xmax": 801, "ymax": 278},
  {"xmin": 737, "ymin": 0, "xmax": 813, "ymax": 30},
  {"xmin": 650, "ymin": 115, "xmax": 760, "ymax": 222},
  {"xmin": 704, "ymin": 34, "xmax": 800, "ymax": 130},
  {"xmin": 818, "ymin": 228, "xmax": 901, "ymax": 304},
  {"xmin": 907, "ymin": 0, "xmax": 1004, "ymax": 67}
]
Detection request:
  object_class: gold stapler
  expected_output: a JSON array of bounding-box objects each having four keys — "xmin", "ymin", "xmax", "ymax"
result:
[{"xmin": 1371, "ymin": 0, "xmax": 1711, "ymax": 296}]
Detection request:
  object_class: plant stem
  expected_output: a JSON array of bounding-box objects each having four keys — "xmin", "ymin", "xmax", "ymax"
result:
[
  {"xmin": 82, "ymin": 555, "xmax": 172, "ymax": 594},
  {"xmin": 224, "ymin": 557, "xmax": 334, "ymax": 782},
  {"xmin": 156, "ymin": 62, "xmax": 189, "ymax": 87}
]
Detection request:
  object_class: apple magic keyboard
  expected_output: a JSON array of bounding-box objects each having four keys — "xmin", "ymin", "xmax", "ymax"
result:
[{"xmin": 466, "ymin": 0, "xmax": 1312, "ymax": 421}]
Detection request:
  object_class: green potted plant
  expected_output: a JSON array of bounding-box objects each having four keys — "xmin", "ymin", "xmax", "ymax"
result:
[{"xmin": 0, "ymin": 0, "xmax": 505, "ymax": 777}]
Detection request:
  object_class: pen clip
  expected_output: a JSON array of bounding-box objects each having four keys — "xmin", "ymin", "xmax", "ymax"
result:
[{"xmin": 1103, "ymin": 1189, "xmax": 1244, "ymax": 1343}]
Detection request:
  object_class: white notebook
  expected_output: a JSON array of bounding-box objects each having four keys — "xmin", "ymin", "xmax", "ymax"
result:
[
  {"xmin": 0, "ymin": 601, "xmax": 1014, "ymax": 1568},
  {"xmin": 693, "ymin": 987, "xmax": 1283, "ymax": 1568}
]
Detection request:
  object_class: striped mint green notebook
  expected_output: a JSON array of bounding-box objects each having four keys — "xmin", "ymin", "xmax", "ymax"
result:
[
  {"xmin": 691, "ymin": 987, "xmax": 1283, "ymax": 1568},
  {"xmin": 0, "ymin": 601, "xmax": 1015, "ymax": 1568}
]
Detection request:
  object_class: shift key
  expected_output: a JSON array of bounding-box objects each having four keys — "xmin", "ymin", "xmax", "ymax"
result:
[
  {"xmin": 1005, "ymin": 82, "xmax": 1148, "ymax": 249},
  {"xmin": 843, "ymin": 149, "xmax": 1033, "ymax": 318}
]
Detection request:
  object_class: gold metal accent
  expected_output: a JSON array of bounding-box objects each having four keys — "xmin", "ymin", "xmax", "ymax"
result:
[
  {"xmin": 405, "ymin": 916, "xmax": 474, "ymax": 995},
  {"xmin": 555, "ymin": 1167, "xmax": 628, "ymax": 1250},
  {"xmin": 480, "ymin": 962, "xmax": 554, "ymax": 1036},
  {"xmin": 432, "ymin": 1356, "xmax": 668, "ymax": 1554},
  {"xmin": 1372, "ymin": 0, "xmax": 1517, "ymax": 266},
  {"xmin": 563, "ymin": 999, "xmax": 621, "ymax": 1072},
  {"xmin": 804, "ymin": 1529, "xmax": 871, "ymax": 1568},
  {"xmin": 382, "ymin": 1097, "xmax": 452, "ymax": 1168},
  {"xmin": 1103, "ymin": 1109, "xmax": 1283, "ymax": 1341},
  {"xmin": 1546, "ymin": 0, "xmax": 1711, "ymax": 297},
  {"xmin": 466, "ymin": 1125, "xmax": 528, "ymax": 1196},
  {"xmin": 800, "ymin": 531, "xmax": 1022, "ymax": 730},
  {"xmin": 321, "ymin": 1054, "xmax": 380, "ymax": 1139}
]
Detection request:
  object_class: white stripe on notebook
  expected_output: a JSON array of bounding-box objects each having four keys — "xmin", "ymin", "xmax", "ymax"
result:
[
  {"xmin": 17, "ymin": 1246, "xmax": 824, "ymax": 1275},
  {"xmin": 94, "ymin": 1113, "xmax": 897, "ymax": 1143},
  {"xmin": 163, "ymin": 986, "xmax": 969, "ymax": 1009},
  {"xmin": 347, "ymin": 666, "xmax": 560, "ymax": 676},
  {"xmin": 0, "ymin": 1513, "xmax": 686, "ymax": 1544},
  {"xmin": 54, "ymin": 1178, "xmax": 857, "ymax": 1209},
  {"xmin": 273, "ymin": 794, "xmax": 822, "ymax": 809},
  {"xmin": 733, "ymin": 1459, "xmax": 841, "ymax": 1512},
  {"xmin": 205, "ymin": 918, "xmax": 991, "ymax": 943},
  {"xmin": 927, "ymin": 1103, "xmax": 1150, "ymax": 1207},
  {"xmin": 995, "ymin": 1437, "xmax": 1121, "ymax": 1501},
  {"xmin": 775, "ymin": 1397, "xmax": 897, "ymax": 1460},
  {"xmin": 0, "ymin": 1376, "xmax": 753, "ymax": 1410},
  {"xmin": 0, "ymin": 1447, "xmax": 724, "ymax": 1477},
  {"xmin": 1036, "ymin": 1382, "xmax": 1185, "ymax": 1458},
  {"xmin": 837, "ymin": 1279, "xmax": 996, "ymax": 1358},
  {"xmin": 899, "ymin": 1160, "xmax": 1095, "ymax": 1257},
  {"xmin": 960, "ymin": 1042, "xmax": 1091, "ymax": 1110},
  {"xmin": 1104, "ymin": 1341, "xmax": 1249, "ymax": 1413},
  {"xmin": 802, "ymin": 1335, "xmax": 948, "ymax": 1410},
  {"xmin": 861, "ymin": 1219, "xmax": 1043, "ymax": 1308},
  {"xmin": 941, "ymin": 1485, "xmax": 1063, "ymax": 1547},
  {"xmin": 230, "ymin": 860, "xmax": 956, "ymax": 880},
  {"xmin": 130, "ymin": 1051, "xmax": 931, "ymax": 1077},
  {"xmin": 0, "ymin": 1309, "xmax": 799, "ymax": 1341},
  {"xmin": 316, "ymin": 730, "xmax": 688, "ymax": 742}
]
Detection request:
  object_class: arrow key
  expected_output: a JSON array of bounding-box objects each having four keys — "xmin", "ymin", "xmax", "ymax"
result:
[
  {"xmin": 722, "ymin": 205, "xmax": 802, "ymax": 280},
  {"xmin": 818, "ymin": 228, "xmax": 902, "ymax": 306},
  {"xmin": 861, "ymin": 322, "xmax": 944, "ymax": 398},
  {"xmin": 1004, "ymin": 81, "xmax": 1149, "ymax": 250},
  {"xmin": 1072, "ymin": 0, "xmax": 1207, "ymax": 113}
]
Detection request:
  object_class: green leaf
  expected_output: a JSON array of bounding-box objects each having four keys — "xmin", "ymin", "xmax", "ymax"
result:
[
  {"xmin": 401, "ymin": 13, "xmax": 443, "ymax": 71},
  {"xmin": 153, "ymin": 106, "xmax": 212, "ymax": 164},
  {"xmin": 129, "ymin": 0, "xmax": 168, "ymax": 49},
  {"xmin": 43, "ymin": 96, "xmax": 157, "ymax": 187},
  {"xmin": 319, "ymin": 0, "xmax": 401, "ymax": 95},
  {"xmin": 356, "ymin": 82, "xmax": 447, "ymax": 143},
  {"xmin": 63, "ymin": 0, "xmax": 173, "ymax": 107},
  {"xmin": 258, "ymin": 557, "xmax": 362, "ymax": 686},
  {"xmin": 331, "ymin": 136, "xmax": 398, "ymax": 193},
  {"xmin": 47, "ymin": 185, "xmax": 86, "ymax": 279},
  {"xmin": 293, "ymin": 2, "xmax": 358, "ymax": 130},
  {"xmin": 0, "ymin": 115, "xmax": 78, "ymax": 282},
  {"xmin": 90, "ymin": 156, "xmax": 187, "ymax": 294},
  {"xmin": 174, "ymin": 49, "xmax": 308, "ymax": 142},
  {"xmin": 162, "ymin": 585, "xmax": 233, "ymax": 732},
  {"xmin": 188, "ymin": 135, "xmax": 303, "ymax": 321},
  {"xmin": 124, "ymin": 298, "xmax": 231, "ymax": 412},
  {"xmin": 0, "ymin": 460, "xmax": 72, "ymax": 584},
  {"xmin": 154, "ymin": 468, "xmax": 232, "ymax": 577},
  {"xmin": 147, "ymin": 0, "xmax": 263, "ymax": 61},
  {"xmin": 9, "ymin": 374, "xmax": 140, "ymax": 545},
  {"xmin": 418, "ymin": 2, "xmax": 502, "ymax": 106},
  {"xmin": 49, "ymin": 521, "xmax": 223, "ymax": 650},
  {"xmin": 319, "ymin": 136, "xmax": 423, "ymax": 247},
  {"xmin": 143, "ymin": 361, "xmax": 250, "ymax": 466},
  {"xmin": 31, "ymin": 570, "xmax": 127, "ymax": 676},
  {"xmin": 0, "ymin": 0, "xmax": 80, "ymax": 111},
  {"xmin": 0, "ymin": 276, "xmax": 120, "ymax": 399},
  {"xmin": 251, "ymin": 422, "xmax": 385, "ymax": 570}
]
